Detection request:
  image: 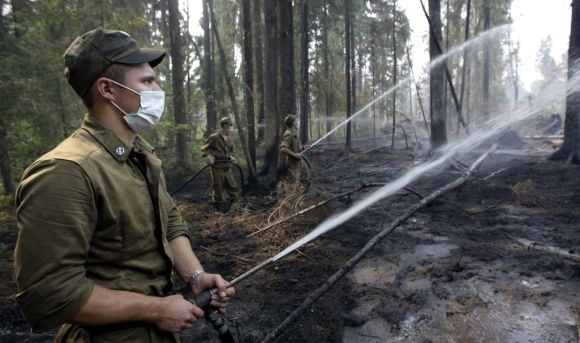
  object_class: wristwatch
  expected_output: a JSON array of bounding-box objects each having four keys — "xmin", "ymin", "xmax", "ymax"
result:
[{"xmin": 189, "ymin": 269, "xmax": 205, "ymax": 285}]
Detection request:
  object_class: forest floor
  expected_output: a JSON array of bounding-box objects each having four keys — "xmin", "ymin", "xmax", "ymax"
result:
[{"xmin": 0, "ymin": 114, "xmax": 579, "ymax": 342}]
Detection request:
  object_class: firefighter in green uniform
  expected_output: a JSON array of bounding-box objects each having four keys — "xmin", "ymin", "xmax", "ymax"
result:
[
  {"xmin": 200, "ymin": 117, "xmax": 240, "ymax": 213},
  {"xmin": 13, "ymin": 29, "xmax": 235, "ymax": 342},
  {"xmin": 279, "ymin": 114, "xmax": 310, "ymax": 192}
]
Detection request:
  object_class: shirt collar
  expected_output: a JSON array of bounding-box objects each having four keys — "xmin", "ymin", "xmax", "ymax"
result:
[{"xmin": 81, "ymin": 114, "xmax": 155, "ymax": 162}]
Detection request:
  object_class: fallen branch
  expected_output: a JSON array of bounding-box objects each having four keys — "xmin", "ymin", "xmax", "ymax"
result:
[
  {"xmin": 523, "ymin": 135, "xmax": 564, "ymax": 140},
  {"xmin": 199, "ymin": 245, "xmax": 252, "ymax": 264},
  {"xmin": 507, "ymin": 235, "xmax": 580, "ymax": 262},
  {"xmin": 261, "ymin": 145, "xmax": 496, "ymax": 343},
  {"xmin": 323, "ymin": 145, "xmax": 388, "ymax": 169},
  {"xmin": 248, "ymin": 184, "xmax": 384, "ymax": 238}
]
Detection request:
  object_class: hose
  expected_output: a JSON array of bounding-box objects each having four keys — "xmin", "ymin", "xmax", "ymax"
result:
[{"xmin": 170, "ymin": 160, "xmax": 245, "ymax": 199}]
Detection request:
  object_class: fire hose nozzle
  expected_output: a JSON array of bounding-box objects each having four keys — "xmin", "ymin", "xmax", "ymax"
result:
[{"xmin": 191, "ymin": 289, "xmax": 235, "ymax": 343}]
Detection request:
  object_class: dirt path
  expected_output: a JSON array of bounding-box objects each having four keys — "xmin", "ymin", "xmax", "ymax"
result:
[{"xmin": 1, "ymin": 132, "xmax": 579, "ymax": 342}]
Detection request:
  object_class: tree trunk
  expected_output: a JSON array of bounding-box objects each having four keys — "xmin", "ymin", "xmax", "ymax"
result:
[
  {"xmin": 277, "ymin": 0, "xmax": 296, "ymax": 121},
  {"xmin": 299, "ymin": 0, "xmax": 309, "ymax": 144},
  {"xmin": 242, "ymin": 0, "xmax": 256, "ymax": 168},
  {"xmin": 458, "ymin": 0, "xmax": 472, "ymax": 133},
  {"xmin": 254, "ymin": 0, "xmax": 266, "ymax": 144},
  {"xmin": 167, "ymin": 0, "xmax": 190, "ymax": 170},
  {"xmin": 323, "ymin": 6, "xmax": 332, "ymax": 139},
  {"xmin": 351, "ymin": 11, "xmax": 357, "ymax": 138},
  {"xmin": 428, "ymin": 0, "xmax": 447, "ymax": 149},
  {"xmin": 344, "ymin": 0, "xmax": 352, "ymax": 150},
  {"xmin": 391, "ymin": 0, "xmax": 397, "ymax": 149},
  {"xmin": 203, "ymin": 0, "xmax": 217, "ymax": 136},
  {"xmin": 0, "ymin": 124, "xmax": 15, "ymax": 195},
  {"xmin": 482, "ymin": 0, "xmax": 490, "ymax": 122},
  {"xmin": 210, "ymin": 1, "xmax": 257, "ymax": 180},
  {"xmin": 550, "ymin": 0, "xmax": 580, "ymax": 163},
  {"xmin": 263, "ymin": 0, "xmax": 279, "ymax": 175}
]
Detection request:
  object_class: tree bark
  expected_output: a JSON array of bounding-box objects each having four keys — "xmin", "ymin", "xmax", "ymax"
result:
[
  {"xmin": 203, "ymin": 0, "xmax": 217, "ymax": 136},
  {"xmin": 550, "ymin": 0, "xmax": 580, "ymax": 163},
  {"xmin": 482, "ymin": 0, "xmax": 490, "ymax": 122},
  {"xmin": 428, "ymin": 0, "xmax": 447, "ymax": 149},
  {"xmin": 344, "ymin": 0, "xmax": 352, "ymax": 150},
  {"xmin": 299, "ymin": 0, "xmax": 309, "ymax": 144},
  {"xmin": 262, "ymin": 0, "xmax": 279, "ymax": 175},
  {"xmin": 242, "ymin": 0, "xmax": 256, "ymax": 168},
  {"xmin": 323, "ymin": 5, "xmax": 333, "ymax": 139},
  {"xmin": 167, "ymin": 0, "xmax": 190, "ymax": 170},
  {"xmin": 458, "ymin": 0, "xmax": 472, "ymax": 132},
  {"xmin": 391, "ymin": 0, "xmax": 398, "ymax": 149},
  {"xmin": 277, "ymin": 0, "xmax": 296, "ymax": 121},
  {"xmin": 254, "ymin": 0, "xmax": 266, "ymax": 144}
]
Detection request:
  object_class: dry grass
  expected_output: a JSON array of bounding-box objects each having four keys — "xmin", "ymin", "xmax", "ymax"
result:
[{"xmin": 178, "ymin": 187, "xmax": 328, "ymax": 272}]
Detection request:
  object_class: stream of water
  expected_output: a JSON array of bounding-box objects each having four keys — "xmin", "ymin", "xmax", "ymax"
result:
[
  {"xmin": 307, "ymin": 25, "xmax": 510, "ymax": 150},
  {"xmin": 272, "ymin": 30, "xmax": 579, "ymax": 261}
]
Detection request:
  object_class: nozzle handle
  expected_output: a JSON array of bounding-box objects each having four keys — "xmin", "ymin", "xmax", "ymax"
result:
[{"xmin": 192, "ymin": 288, "xmax": 215, "ymax": 310}]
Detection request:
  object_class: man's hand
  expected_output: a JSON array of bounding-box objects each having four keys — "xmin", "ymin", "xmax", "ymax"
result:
[
  {"xmin": 191, "ymin": 273, "xmax": 236, "ymax": 314},
  {"xmin": 207, "ymin": 155, "xmax": 215, "ymax": 165},
  {"xmin": 302, "ymin": 144, "xmax": 311, "ymax": 150},
  {"xmin": 153, "ymin": 294, "xmax": 204, "ymax": 333},
  {"xmin": 230, "ymin": 156, "xmax": 237, "ymax": 164}
]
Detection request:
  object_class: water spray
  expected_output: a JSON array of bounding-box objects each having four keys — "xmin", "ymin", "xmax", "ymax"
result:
[
  {"xmin": 194, "ymin": 67, "xmax": 580, "ymax": 313},
  {"xmin": 304, "ymin": 25, "xmax": 510, "ymax": 153}
]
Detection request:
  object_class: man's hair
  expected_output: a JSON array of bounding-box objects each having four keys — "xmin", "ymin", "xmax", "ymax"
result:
[{"xmin": 82, "ymin": 64, "xmax": 131, "ymax": 109}]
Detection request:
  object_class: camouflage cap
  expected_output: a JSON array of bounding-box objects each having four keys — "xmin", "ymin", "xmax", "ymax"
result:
[
  {"xmin": 220, "ymin": 117, "xmax": 233, "ymax": 127},
  {"xmin": 63, "ymin": 28, "xmax": 166, "ymax": 98},
  {"xmin": 284, "ymin": 114, "xmax": 296, "ymax": 127}
]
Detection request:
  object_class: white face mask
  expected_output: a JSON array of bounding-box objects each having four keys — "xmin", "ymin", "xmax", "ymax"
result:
[{"xmin": 108, "ymin": 79, "xmax": 165, "ymax": 133}]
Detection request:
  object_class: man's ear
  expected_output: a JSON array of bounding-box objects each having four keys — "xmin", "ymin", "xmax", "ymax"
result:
[{"xmin": 95, "ymin": 77, "xmax": 115, "ymax": 101}]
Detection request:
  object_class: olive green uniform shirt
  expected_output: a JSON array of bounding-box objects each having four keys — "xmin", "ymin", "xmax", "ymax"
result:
[
  {"xmin": 279, "ymin": 128, "xmax": 302, "ymax": 177},
  {"xmin": 200, "ymin": 131, "xmax": 239, "ymax": 203},
  {"xmin": 14, "ymin": 115, "xmax": 189, "ymax": 342},
  {"xmin": 200, "ymin": 131, "xmax": 235, "ymax": 170}
]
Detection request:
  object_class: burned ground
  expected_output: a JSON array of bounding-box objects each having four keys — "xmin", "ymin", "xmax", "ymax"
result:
[{"xmin": 0, "ymin": 129, "xmax": 579, "ymax": 342}]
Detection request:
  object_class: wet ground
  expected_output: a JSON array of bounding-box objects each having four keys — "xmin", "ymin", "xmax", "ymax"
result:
[{"xmin": 1, "ymin": 117, "xmax": 579, "ymax": 342}]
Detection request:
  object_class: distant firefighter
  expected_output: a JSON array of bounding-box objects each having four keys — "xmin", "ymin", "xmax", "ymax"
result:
[
  {"xmin": 278, "ymin": 114, "xmax": 310, "ymax": 193},
  {"xmin": 201, "ymin": 117, "xmax": 240, "ymax": 213}
]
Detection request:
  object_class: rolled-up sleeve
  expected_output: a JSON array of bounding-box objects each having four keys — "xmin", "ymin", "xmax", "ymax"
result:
[
  {"xmin": 14, "ymin": 159, "xmax": 96, "ymax": 333},
  {"xmin": 165, "ymin": 196, "xmax": 190, "ymax": 241}
]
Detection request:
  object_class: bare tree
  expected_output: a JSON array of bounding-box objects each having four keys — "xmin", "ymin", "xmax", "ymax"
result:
[
  {"xmin": 482, "ymin": 0, "xmax": 490, "ymax": 121},
  {"xmin": 429, "ymin": 0, "xmax": 447, "ymax": 148},
  {"xmin": 277, "ymin": 0, "xmax": 296, "ymax": 120},
  {"xmin": 210, "ymin": 0, "xmax": 257, "ymax": 180},
  {"xmin": 391, "ymin": 0, "xmax": 398, "ymax": 149},
  {"xmin": 242, "ymin": 0, "xmax": 256, "ymax": 167},
  {"xmin": 254, "ymin": 0, "xmax": 265, "ymax": 144},
  {"xmin": 167, "ymin": 0, "xmax": 190, "ymax": 169},
  {"xmin": 203, "ymin": 0, "xmax": 217, "ymax": 136},
  {"xmin": 299, "ymin": 0, "xmax": 310, "ymax": 144},
  {"xmin": 263, "ymin": 0, "xmax": 279, "ymax": 174},
  {"xmin": 345, "ymin": 0, "xmax": 352, "ymax": 150}
]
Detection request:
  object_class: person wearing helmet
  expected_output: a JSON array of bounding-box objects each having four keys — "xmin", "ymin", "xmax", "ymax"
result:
[{"xmin": 200, "ymin": 117, "xmax": 240, "ymax": 213}]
